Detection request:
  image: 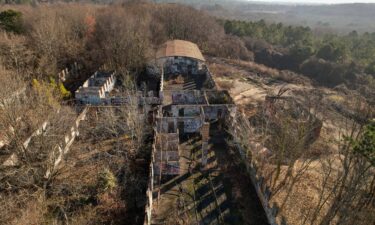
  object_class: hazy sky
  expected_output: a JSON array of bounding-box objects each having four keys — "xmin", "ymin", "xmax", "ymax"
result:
[{"xmin": 247, "ymin": 0, "xmax": 375, "ymax": 3}]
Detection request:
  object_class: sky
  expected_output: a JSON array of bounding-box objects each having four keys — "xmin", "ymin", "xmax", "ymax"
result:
[{"xmin": 247, "ymin": 0, "xmax": 375, "ymax": 3}]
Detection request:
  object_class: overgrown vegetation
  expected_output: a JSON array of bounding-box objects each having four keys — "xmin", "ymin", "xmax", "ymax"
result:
[
  {"xmin": 222, "ymin": 19, "xmax": 375, "ymax": 98},
  {"xmin": 0, "ymin": 1, "xmax": 374, "ymax": 225},
  {"xmin": 0, "ymin": 9, "xmax": 23, "ymax": 34}
]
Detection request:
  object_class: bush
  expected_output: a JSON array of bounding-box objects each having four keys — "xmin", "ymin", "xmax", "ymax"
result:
[
  {"xmin": 217, "ymin": 80, "xmax": 235, "ymax": 90},
  {"xmin": 365, "ymin": 61, "xmax": 375, "ymax": 76},
  {"xmin": 0, "ymin": 10, "xmax": 24, "ymax": 34},
  {"xmin": 207, "ymin": 35, "xmax": 254, "ymax": 61},
  {"xmin": 97, "ymin": 168, "xmax": 117, "ymax": 192},
  {"xmin": 59, "ymin": 83, "xmax": 71, "ymax": 99},
  {"xmin": 300, "ymin": 58, "xmax": 343, "ymax": 86}
]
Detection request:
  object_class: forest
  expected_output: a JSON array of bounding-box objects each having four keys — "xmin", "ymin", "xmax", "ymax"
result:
[{"xmin": 222, "ymin": 19, "xmax": 375, "ymax": 98}]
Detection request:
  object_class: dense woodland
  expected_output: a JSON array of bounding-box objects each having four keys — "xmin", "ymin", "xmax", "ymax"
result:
[
  {"xmin": 222, "ymin": 20, "xmax": 375, "ymax": 99},
  {"xmin": 0, "ymin": 1, "xmax": 374, "ymax": 225}
]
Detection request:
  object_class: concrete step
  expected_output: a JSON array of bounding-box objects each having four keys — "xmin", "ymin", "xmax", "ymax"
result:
[{"xmin": 183, "ymin": 82, "xmax": 196, "ymax": 90}]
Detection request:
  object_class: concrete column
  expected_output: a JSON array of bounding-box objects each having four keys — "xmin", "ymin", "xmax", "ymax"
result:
[
  {"xmin": 202, "ymin": 141, "xmax": 208, "ymax": 166},
  {"xmin": 201, "ymin": 122, "xmax": 210, "ymax": 167},
  {"xmin": 61, "ymin": 70, "xmax": 66, "ymax": 81}
]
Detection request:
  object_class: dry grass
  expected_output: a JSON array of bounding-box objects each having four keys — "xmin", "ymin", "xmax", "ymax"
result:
[
  {"xmin": 217, "ymin": 80, "xmax": 235, "ymax": 90},
  {"xmin": 227, "ymin": 58, "xmax": 280, "ymax": 77},
  {"xmin": 209, "ymin": 63, "xmax": 242, "ymax": 79},
  {"xmin": 223, "ymin": 58, "xmax": 311, "ymax": 85}
]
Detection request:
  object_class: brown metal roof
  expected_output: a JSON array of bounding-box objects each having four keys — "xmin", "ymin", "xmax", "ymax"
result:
[{"xmin": 156, "ymin": 40, "xmax": 205, "ymax": 62}]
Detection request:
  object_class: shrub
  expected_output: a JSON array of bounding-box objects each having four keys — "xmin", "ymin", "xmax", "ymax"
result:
[
  {"xmin": 0, "ymin": 10, "xmax": 24, "ymax": 34},
  {"xmin": 97, "ymin": 168, "xmax": 117, "ymax": 192},
  {"xmin": 59, "ymin": 83, "xmax": 71, "ymax": 99},
  {"xmin": 217, "ymin": 80, "xmax": 234, "ymax": 90}
]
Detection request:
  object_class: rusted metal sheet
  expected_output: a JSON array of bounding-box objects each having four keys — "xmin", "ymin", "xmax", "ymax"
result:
[{"xmin": 156, "ymin": 40, "xmax": 205, "ymax": 62}]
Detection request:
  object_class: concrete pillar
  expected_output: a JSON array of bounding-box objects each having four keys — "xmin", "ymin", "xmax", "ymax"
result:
[
  {"xmin": 65, "ymin": 68, "xmax": 69, "ymax": 79},
  {"xmin": 201, "ymin": 122, "xmax": 210, "ymax": 167},
  {"xmin": 202, "ymin": 141, "xmax": 208, "ymax": 166},
  {"xmin": 61, "ymin": 70, "xmax": 66, "ymax": 81},
  {"xmin": 74, "ymin": 62, "xmax": 78, "ymax": 77}
]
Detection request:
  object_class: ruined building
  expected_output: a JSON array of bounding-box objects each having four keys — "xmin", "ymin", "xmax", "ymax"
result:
[
  {"xmin": 152, "ymin": 40, "xmax": 236, "ymax": 178},
  {"xmin": 75, "ymin": 71, "xmax": 116, "ymax": 105}
]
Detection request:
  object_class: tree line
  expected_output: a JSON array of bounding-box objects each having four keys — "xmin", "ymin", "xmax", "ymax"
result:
[
  {"xmin": 223, "ymin": 20, "xmax": 375, "ymax": 70},
  {"xmin": 222, "ymin": 19, "xmax": 375, "ymax": 99}
]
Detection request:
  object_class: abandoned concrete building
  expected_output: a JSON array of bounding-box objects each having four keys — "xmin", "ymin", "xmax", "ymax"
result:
[
  {"xmin": 153, "ymin": 90, "xmax": 236, "ymax": 175},
  {"xmin": 151, "ymin": 40, "xmax": 236, "ymax": 177},
  {"xmin": 144, "ymin": 41, "xmax": 325, "ymax": 225},
  {"xmin": 156, "ymin": 40, "xmax": 205, "ymax": 76},
  {"xmin": 75, "ymin": 71, "xmax": 116, "ymax": 105},
  {"xmin": 156, "ymin": 40, "xmax": 215, "ymax": 92},
  {"xmin": 142, "ymin": 40, "xmax": 249, "ymax": 225}
]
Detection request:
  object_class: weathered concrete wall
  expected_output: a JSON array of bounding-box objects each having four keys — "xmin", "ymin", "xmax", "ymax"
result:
[
  {"xmin": 234, "ymin": 143, "xmax": 278, "ymax": 225},
  {"xmin": 75, "ymin": 72, "xmax": 116, "ymax": 105},
  {"xmin": 171, "ymin": 90, "xmax": 206, "ymax": 105},
  {"xmin": 45, "ymin": 107, "xmax": 88, "ymax": 178},
  {"xmin": 1, "ymin": 120, "xmax": 49, "ymax": 167},
  {"xmin": 22, "ymin": 121, "xmax": 49, "ymax": 149},
  {"xmin": 144, "ymin": 136, "xmax": 156, "ymax": 225},
  {"xmin": 156, "ymin": 117, "xmax": 177, "ymax": 133},
  {"xmin": 159, "ymin": 56, "xmax": 200, "ymax": 76},
  {"xmin": 171, "ymin": 105, "xmax": 201, "ymax": 117},
  {"xmin": 154, "ymin": 161, "xmax": 180, "ymax": 175},
  {"xmin": 155, "ymin": 133, "xmax": 179, "ymax": 152},
  {"xmin": 2, "ymin": 107, "xmax": 88, "ymax": 171},
  {"xmin": 228, "ymin": 113, "xmax": 279, "ymax": 225},
  {"xmin": 153, "ymin": 131, "xmax": 180, "ymax": 176},
  {"xmin": 180, "ymin": 117, "xmax": 202, "ymax": 133},
  {"xmin": 1, "ymin": 88, "xmax": 27, "ymax": 149},
  {"xmin": 58, "ymin": 62, "xmax": 80, "ymax": 82},
  {"xmin": 203, "ymin": 105, "xmax": 236, "ymax": 121}
]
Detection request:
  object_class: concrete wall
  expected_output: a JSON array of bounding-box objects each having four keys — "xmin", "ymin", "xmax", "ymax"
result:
[
  {"xmin": 58, "ymin": 62, "xmax": 80, "ymax": 82},
  {"xmin": 75, "ymin": 72, "xmax": 116, "ymax": 105},
  {"xmin": 171, "ymin": 90, "xmax": 206, "ymax": 105},
  {"xmin": 22, "ymin": 121, "xmax": 49, "ymax": 149},
  {"xmin": 155, "ymin": 133, "xmax": 179, "ymax": 152},
  {"xmin": 144, "ymin": 134, "xmax": 156, "ymax": 225},
  {"xmin": 171, "ymin": 105, "xmax": 201, "ymax": 117},
  {"xmin": 156, "ymin": 117, "xmax": 177, "ymax": 133},
  {"xmin": 159, "ymin": 57, "xmax": 200, "ymax": 75},
  {"xmin": 180, "ymin": 117, "xmax": 202, "ymax": 133},
  {"xmin": 153, "ymin": 130, "xmax": 180, "ymax": 176},
  {"xmin": 228, "ymin": 113, "xmax": 279, "ymax": 225},
  {"xmin": 2, "ymin": 107, "xmax": 88, "ymax": 171},
  {"xmin": 45, "ymin": 107, "xmax": 88, "ymax": 178},
  {"xmin": 1, "ymin": 120, "xmax": 49, "ymax": 167}
]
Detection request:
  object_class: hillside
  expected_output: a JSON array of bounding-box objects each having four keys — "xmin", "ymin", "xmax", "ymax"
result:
[
  {"xmin": 156, "ymin": 0, "xmax": 375, "ymax": 34},
  {"xmin": 0, "ymin": 2, "xmax": 374, "ymax": 225}
]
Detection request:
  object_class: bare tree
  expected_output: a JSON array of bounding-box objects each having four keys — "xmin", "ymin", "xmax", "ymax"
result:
[
  {"xmin": 93, "ymin": 6, "xmax": 151, "ymax": 75},
  {"xmin": 26, "ymin": 5, "xmax": 88, "ymax": 76}
]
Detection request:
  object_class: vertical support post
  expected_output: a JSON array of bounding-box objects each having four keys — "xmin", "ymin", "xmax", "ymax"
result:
[{"xmin": 201, "ymin": 122, "xmax": 210, "ymax": 167}]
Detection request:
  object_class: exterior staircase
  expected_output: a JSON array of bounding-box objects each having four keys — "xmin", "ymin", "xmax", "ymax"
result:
[{"xmin": 183, "ymin": 78, "xmax": 197, "ymax": 90}]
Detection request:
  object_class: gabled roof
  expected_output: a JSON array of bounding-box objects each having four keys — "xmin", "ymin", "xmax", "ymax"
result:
[{"xmin": 156, "ymin": 40, "xmax": 205, "ymax": 62}]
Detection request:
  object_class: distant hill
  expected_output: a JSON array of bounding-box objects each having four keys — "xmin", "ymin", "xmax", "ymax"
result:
[{"xmin": 155, "ymin": 0, "xmax": 375, "ymax": 34}]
